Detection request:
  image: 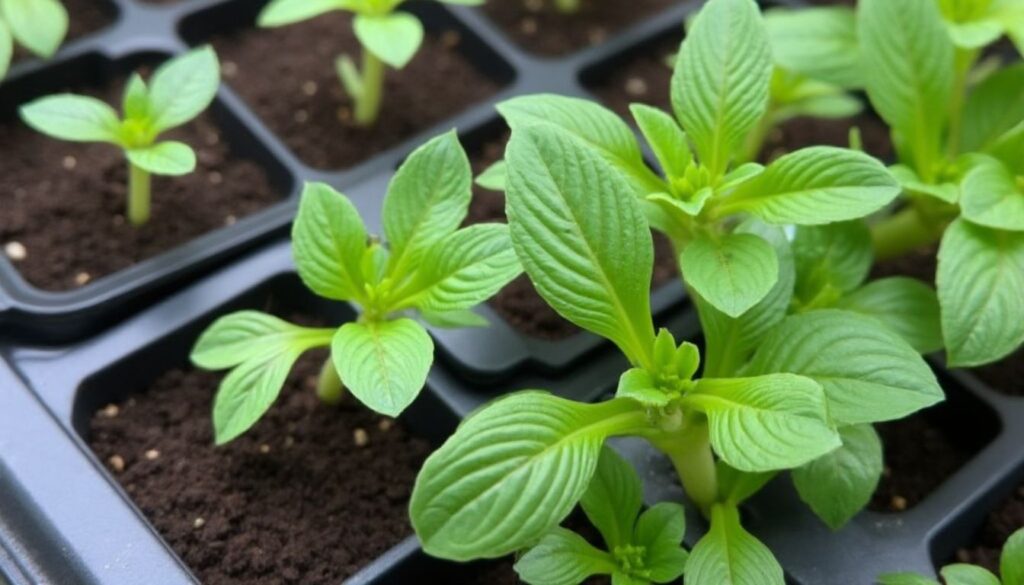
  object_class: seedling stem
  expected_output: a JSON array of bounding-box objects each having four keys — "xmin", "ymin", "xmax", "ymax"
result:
[
  {"xmin": 317, "ymin": 357, "xmax": 345, "ymax": 405},
  {"xmin": 128, "ymin": 163, "xmax": 151, "ymax": 227},
  {"xmin": 355, "ymin": 49, "xmax": 385, "ymax": 126}
]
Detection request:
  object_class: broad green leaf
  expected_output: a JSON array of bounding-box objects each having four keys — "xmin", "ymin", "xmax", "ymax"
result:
[
  {"xmin": 764, "ymin": 7, "xmax": 862, "ymax": 88},
  {"xmin": 836, "ymin": 278, "xmax": 944, "ymax": 354},
  {"xmin": 990, "ymin": 123, "xmax": 1024, "ymax": 175},
  {"xmin": 792, "ymin": 221, "xmax": 873, "ymax": 304},
  {"xmin": 19, "ymin": 94, "xmax": 121, "ymax": 143},
  {"xmin": 960, "ymin": 156, "xmax": 1024, "ymax": 231},
  {"xmin": 122, "ymin": 74, "xmax": 151, "ymax": 121},
  {"xmin": 631, "ymin": 103, "xmax": 691, "ymax": 179},
  {"xmin": 475, "ymin": 160, "xmax": 506, "ymax": 192},
  {"xmin": 718, "ymin": 146, "xmax": 900, "ymax": 225},
  {"xmin": 505, "ymin": 125, "xmax": 655, "ymax": 366},
  {"xmin": 0, "ymin": 21, "xmax": 10, "ymax": 80},
  {"xmin": 634, "ymin": 503, "xmax": 688, "ymax": 583},
  {"xmin": 353, "ymin": 12, "xmax": 424, "ymax": 69},
  {"xmin": 420, "ymin": 308, "xmax": 488, "ymax": 329},
  {"xmin": 792, "ymin": 424, "xmax": 883, "ymax": 530},
  {"xmin": 877, "ymin": 574, "xmax": 941, "ymax": 585},
  {"xmin": 404, "ymin": 224, "xmax": 521, "ymax": 314},
  {"xmin": 126, "ymin": 141, "xmax": 196, "ymax": 176},
  {"xmin": 580, "ymin": 446, "xmax": 642, "ymax": 550},
  {"xmin": 938, "ymin": 219, "xmax": 1024, "ymax": 366},
  {"xmin": 191, "ymin": 311, "xmax": 334, "ymax": 370},
  {"xmin": 258, "ymin": 0, "xmax": 345, "ymax": 27},
  {"xmin": 680, "ymin": 231, "xmax": 779, "ymax": 319},
  {"xmin": 947, "ymin": 19, "xmax": 1004, "ymax": 48},
  {"xmin": 685, "ymin": 505, "xmax": 784, "ymax": 585},
  {"xmin": 1002, "ymin": 528, "xmax": 1024, "ymax": 585},
  {"xmin": 616, "ymin": 368, "xmax": 671, "ymax": 408},
  {"xmin": 497, "ymin": 94, "xmax": 665, "ymax": 197},
  {"xmin": 331, "ymin": 318, "xmax": 432, "ymax": 416},
  {"xmin": 514, "ymin": 528, "xmax": 617, "ymax": 585},
  {"xmin": 384, "ymin": 130, "xmax": 471, "ymax": 271},
  {"xmin": 890, "ymin": 164, "xmax": 960, "ymax": 204},
  {"xmin": 213, "ymin": 347, "xmax": 303, "ymax": 445},
  {"xmin": 410, "ymin": 394, "xmax": 647, "ymax": 560},
  {"xmin": 859, "ymin": 0, "xmax": 954, "ymax": 175},
  {"xmin": 940, "ymin": 565, "xmax": 1000, "ymax": 585},
  {"xmin": 292, "ymin": 183, "xmax": 368, "ymax": 302},
  {"xmin": 747, "ymin": 310, "xmax": 944, "ymax": 425},
  {"xmin": 148, "ymin": 46, "xmax": 220, "ymax": 133},
  {"xmin": 961, "ymin": 64, "xmax": 1024, "ymax": 152},
  {"xmin": 684, "ymin": 374, "xmax": 839, "ymax": 472},
  {"xmin": 673, "ymin": 0, "xmax": 771, "ymax": 177},
  {"xmin": 1, "ymin": 0, "xmax": 67, "ymax": 58}
]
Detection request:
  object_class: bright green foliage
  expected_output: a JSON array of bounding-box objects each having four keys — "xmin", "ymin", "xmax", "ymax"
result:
[
  {"xmin": 257, "ymin": 0, "xmax": 480, "ymax": 126},
  {"xmin": 878, "ymin": 527, "xmax": 1024, "ymax": 585},
  {"xmin": 191, "ymin": 132, "xmax": 521, "ymax": 444},
  {"xmin": 685, "ymin": 504, "xmax": 784, "ymax": 585},
  {"xmin": 0, "ymin": 0, "xmax": 68, "ymax": 80},
  {"xmin": 19, "ymin": 47, "xmax": 220, "ymax": 226},
  {"xmin": 792, "ymin": 424, "xmax": 883, "ymax": 530}
]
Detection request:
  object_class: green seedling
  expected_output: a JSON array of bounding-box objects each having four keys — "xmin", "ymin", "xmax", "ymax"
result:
[
  {"xmin": 190, "ymin": 131, "xmax": 521, "ymax": 445},
  {"xmin": 19, "ymin": 47, "xmax": 221, "ymax": 226},
  {"xmin": 0, "ymin": 0, "xmax": 69, "ymax": 80},
  {"xmin": 257, "ymin": 0, "xmax": 483, "ymax": 127},
  {"xmin": 878, "ymin": 527, "xmax": 1024, "ymax": 585},
  {"xmin": 552, "ymin": 0, "xmax": 581, "ymax": 13}
]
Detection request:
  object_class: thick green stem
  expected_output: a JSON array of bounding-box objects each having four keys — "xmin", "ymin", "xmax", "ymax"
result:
[
  {"xmin": 354, "ymin": 48, "xmax": 385, "ymax": 127},
  {"xmin": 127, "ymin": 162, "xmax": 151, "ymax": 227},
  {"xmin": 650, "ymin": 418, "xmax": 718, "ymax": 514},
  {"xmin": 870, "ymin": 206, "xmax": 944, "ymax": 261},
  {"xmin": 316, "ymin": 357, "xmax": 345, "ymax": 405}
]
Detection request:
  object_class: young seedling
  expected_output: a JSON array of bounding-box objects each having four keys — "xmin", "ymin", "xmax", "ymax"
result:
[
  {"xmin": 190, "ymin": 131, "xmax": 521, "ymax": 445},
  {"xmin": 257, "ymin": 0, "xmax": 483, "ymax": 127},
  {"xmin": 19, "ymin": 47, "xmax": 221, "ymax": 226},
  {"xmin": 0, "ymin": 0, "xmax": 68, "ymax": 80},
  {"xmin": 878, "ymin": 527, "xmax": 1024, "ymax": 585}
]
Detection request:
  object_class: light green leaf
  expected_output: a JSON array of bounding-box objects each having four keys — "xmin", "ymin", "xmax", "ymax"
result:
[
  {"xmin": 938, "ymin": 219, "xmax": 1024, "ymax": 366},
  {"xmin": 940, "ymin": 565, "xmax": 1000, "ymax": 585},
  {"xmin": 684, "ymin": 374, "xmax": 839, "ymax": 472},
  {"xmin": 148, "ymin": 46, "xmax": 220, "ymax": 133},
  {"xmin": 475, "ymin": 160, "xmax": 506, "ymax": 192},
  {"xmin": 126, "ymin": 141, "xmax": 196, "ymax": 176},
  {"xmin": 616, "ymin": 368, "xmax": 670, "ymax": 408},
  {"xmin": 718, "ymin": 146, "xmax": 900, "ymax": 225},
  {"xmin": 961, "ymin": 63, "xmax": 1024, "ymax": 153},
  {"xmin": 191, "ymin": 311, "xmax": 333, "ymax": 370},
  {"xmin": 634, "ymin": 503, "xmax": 688, "ymax": 583},
  {"xmin": 292, "ymin": 182, "xmax": 368, "ymax": 302},
  {"xmin": 331, "ymin": 318, "xmax": 432, "ymax": 417},
  {"xmin": 505, "ymin": 125, "xmax": 655, "ymax": 366},
  {"xmin": 792, "ymin": 424, "xmax": 883, "ymax": 530},
  {"xmin": 580, "ymin": 446, "xmax": 642, "ymax": 551},
  {"xmin": 747, "ymin": 310, "xmax": 944, "ymax": 425},
  {"xmin": 410, "ymin": 394, "xmax": 646, "ymax": 560},
  {"xmin": 258, "ymin": 0, "xmax": 345, "ymax": 27},
  {"xmin": 764, "ymin": 6, "xmax": 862, "ymax": 88},
  {"xmin": 420, "ymin": 308, "xmax": 488, "ymax": 329},
  {"xmin": 877, "ymin": 574, "xmax": 941, "ymax": 585},
  {"xmin": 19, "ymin": 94, "xmax": 121, "ymax": 143},
  {"xmin": 122, "ymin": 74, "xmax": 151, "ymax": 121},
  {"xmin": 946, "ymin": 19, "xmax": 1004, "ymax": 49},
  {"xmin": 681, "ymin": 231, "xmax": 779, "ymax": 319},
  {"xmin": 1, "ymin": 0, "xmax": 67, "ymax": 58},
  {"xmin": 353, "ymin": 12, "xmax": 424, "ymax": 69},
  {"xmin": 631, "ymin": 103, "xmax": 691, "ymax": 179},
  {"xmin": 793, "ymin": 221, "xmax": 873, "ymax": 304},
  {"xmin": 836, "ymin": 278, "xmax": 944, "ymax": 354},
  {"xmin": 514, "ymin": 528, "xmax": 617, "ymax": 585},
  {"xmin": 685, "ymin": 504, "xmax": 784, "ymax": 585},
  {"xmin": 1002, "ymin": 528, "xmax": 1024, "ymax": 585},
  {"xmin": 0, "ymin": 20, "xmax": 11, "ymax": 80},
  {"xmin": 960, "ymin": 156, "xmax": 1024, "ymax": 232},
  {"xmin": 890, "ymin": 164, "xmax": 959, "ymax": 204}
]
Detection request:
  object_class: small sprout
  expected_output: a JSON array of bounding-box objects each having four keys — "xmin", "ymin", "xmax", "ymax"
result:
[
  {"xmin": 257, "ymin": 0, "xmax": 484, "ymax": 127},
  {"xmin": 19, "ymin": 47, "xmax": 221, "ymax": 226},
  {"xmin": 878, "ymin": 527, "xmax": 1024, "ymax": 585},
  {"xmin": 0, "ymin": 0, "xmax": 69, "ymax": 80}
]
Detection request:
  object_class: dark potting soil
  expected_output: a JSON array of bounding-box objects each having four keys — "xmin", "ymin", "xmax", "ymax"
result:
[
  {"xmin": 482, "ymin": 0, "xmax": 675, "ymax": 57},
  {"xmin": 0, "ymin": 77, "xmax": 279, "ymax": 292},
  {"xmin": 210, "ymin": 12, "xmax": 499, "ymax": 170},
  {"xmin": 11, "ymin": 0, "xmax": 116, "ymax": 62},
  {"xmin": 972, "ymin": 348, "xmax": 1024, "ymax": 397},
  {"xmin": 870, "ymin": 245, "xmax": 939, "ymax": 285},
  {"xmin": 466, "ymin": 132, "xmax": 680, "ymax": 340},
  {"xmin": 87, "ymin": 350, "xmax": 433, "ymax": 585},
  {"xmin": 952, "ymin": 483, "xmax": 1024, "ymax": 574}
]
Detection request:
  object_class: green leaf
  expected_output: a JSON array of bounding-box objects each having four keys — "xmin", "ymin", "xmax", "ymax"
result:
[
  {"xmin": 353, "ymin": 12, "xmax": 424, "ymax": 69},
  {"xmin": 859, "ymin": 0, "xmax": 954, "ymax": 175},
  {"xmin": 938, "ymin": 219, "xmax": 1024, "ymax": 366},
  {"xmin": 961, "ymin": 63, "xmax": 1024, "ymax": 152},
  {"xmin": 1002, "ymin": 528, "xmax": 1024, "ymax": 585},
  {"xmin": 747, "ymin": 310, "xmax": 944, "ymax": 425},
  {"xmin": 939, "ymin": 565, "xmax": 1000, "ymax": 585},
  {"xmin": 331, "ymin": 318, "xmax": 432, "ymax": 417},
  {"xmin": 148, "ymin": 46, "xmax": 220, "ymax": 133},
  {"xmin": 292, "ymin": 182, "xmax": 368, "ymax": 302},
  {"xmin": 792, "ymin": 221, "xmax": 873, "ymax": 303},
  {"xmin": 877, "ymin": 574, "xmax": 940, "ymax": 585},
  {"xmin": 960, "ymin": 156, "xmax": 1024, "ymax": 232},
  {"xmin": 191, "ymin": 311, "xmax": 333, "ymax": 370},
  {"xmin": 258, "ymin": 0, "xmax": 345, "ymax": 27},
  {"xmin": 420, "ymin": 308, "xmax": 488, "ymax": 329},
  {"xmin": 1, "ymin": 0, "xmax": 67, "ymax": 58},
  {"xmin": 505, "ymin": 125, "xmax": 655, "ymax": 366},
  {"xmin": 404, "ymin": 224, "xmax": 521, "ymax": 314},
  {"xmin": 580, "ymin": 446, "xmax": 642, "ymax": 550},
  {"xmin": 764, "ymin": 6, "xmax": 862, "ymax": 88},
  {"xmin": 475, "ymin": 160, "xmax": 506, "ymax": 192},
  {"xmin": 890, "ymin": 165, "xmax": 959, "ymax": 204},
  {"xmin": 514, "ymin": 528, "xmax": 617, "ymax": 585},
  {"xmin": 792, "ymin": 424, "xmax": 883, "ymax": 530},
  {"xmin": 634, "ymin": 503, "xmax": 688, "ymax": 583},
  {"xmin": 410, "ymin": 394, "xmax": 646, "ymax": 560},
  {"xmin": 19, "ymin": 94, "xmax": 121, "ymax": 143},
  {"xmin": 497, "ymin": 94, "xmax": 665, "ymax": 198},
  {"xmin": 685, "ymin": 504, "xmax": 784, "ymax": 585},
  {"xmin": 836, "ymin": 277, "xmax": 944, "ymax": 354},
  {"xmin": 384, "ymin": 130, "xmax": 471, "ymax": 271},
  {"xmin": 684, "ymin": 374, "xmax": 840, "ymax": 472},
  {"xmin": 126, "ymin": 141, "xmax": 196, "ymax": 176},
  {"xmin": 673, "ymin": 0, "xmax": 771, "ymax": 177},
  {"xmin": 122, "ymin": 74, "xmax": 151, "ymax": 121},
  {"xmin": 718, "ymin": 146, "xmax": 901, "ymax": 225},
  {"xmin": 616, "ymin": 368, "xmax": 671, "ymax": 408},
  {"xmin": 681, "ymin": 231, "xmax": 779, "ymax": 319},
  {"xmin": 0, "ymin": 21, "xmax": 11, "ymax": 80},
  {"xmin": 631, "ymin": 103, "xmax": 691, "ymax": 179}
]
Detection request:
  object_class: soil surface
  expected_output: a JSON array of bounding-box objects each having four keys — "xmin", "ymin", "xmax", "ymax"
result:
[
  {"xmin": 0, "ymin": 75, "xmax": 279, "ymax": 292},
  {"xmin": 483, "ymin": 0, "xmax": 676, "ymax": 56},
  {"xmin": 210, "ymin": 12, "xmax": 499, "ymax": 170},
  {"xmin": 11, "ymin": 0, "xmax": 115, "ymax": 62},
  {"xmin": 88, "ymin": 350, "xmax": 433, "ymax": 585},
  {"xmin": 953, "ymin": 483, "xmax": 1024, "ymax": 574},
  {"xmin": 871, "ymin": 245, "xmax": 939, "ymax": 284},
  {"xmin": 973, "ymin": 349, "xmax": 1024, "ymax": 396}
]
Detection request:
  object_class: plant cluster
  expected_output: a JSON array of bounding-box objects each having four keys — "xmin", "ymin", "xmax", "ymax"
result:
[
  {"xmin": 0, "ymin": 0, "xmax": 68, "ymax": 80},
  {"xmin": 879, "ymin": 528, "xmax": 1024, "ymax": 585}
]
